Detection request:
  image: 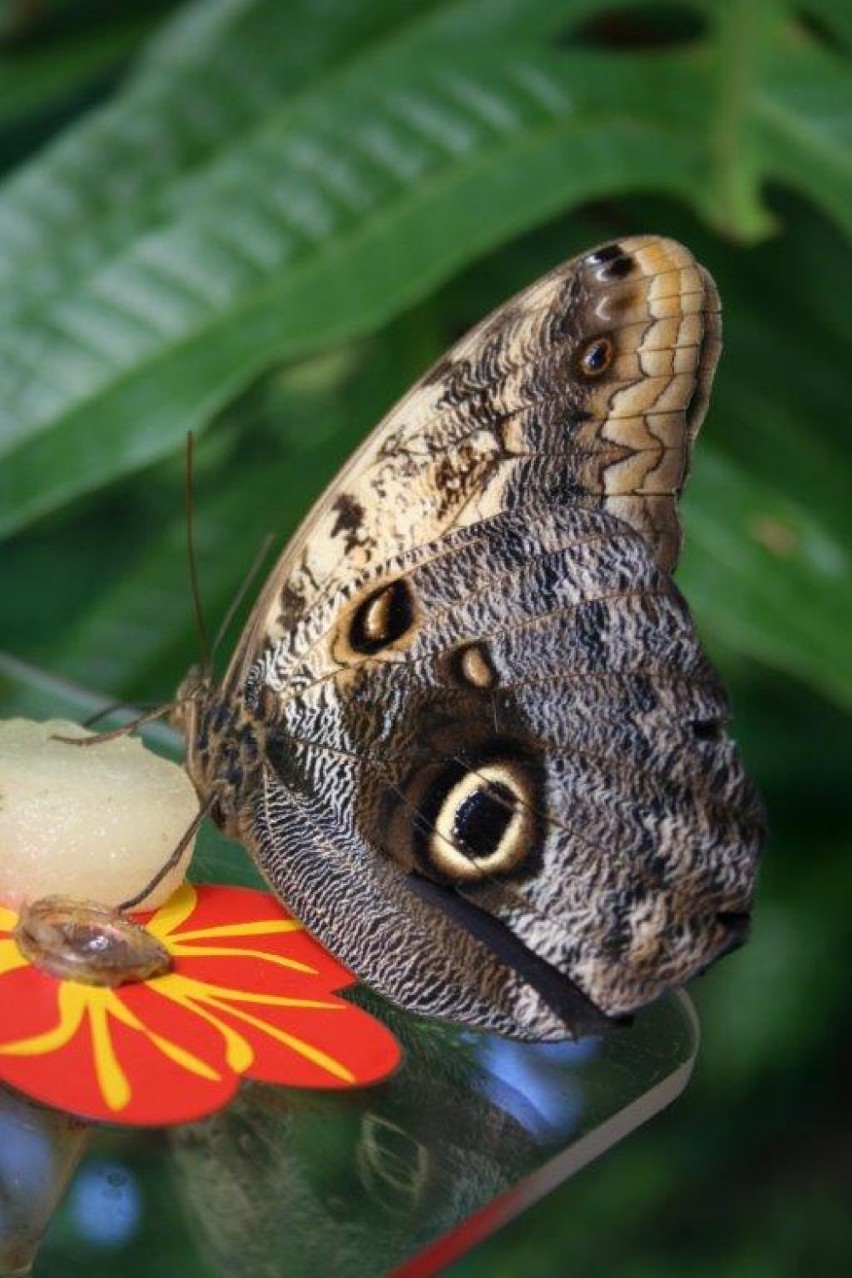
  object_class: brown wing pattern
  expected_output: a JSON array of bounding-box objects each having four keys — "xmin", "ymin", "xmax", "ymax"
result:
[
  {"xmin": 237, "ymin": 503, "xmax": 763, "ymax": 1035},
  {"xmin": 222, "ymin": 236, "xmax": 720, "ymax": 699},
  {"xmin": 183, "ymin": 235, "xmax": 763, "ymax": 1040}
]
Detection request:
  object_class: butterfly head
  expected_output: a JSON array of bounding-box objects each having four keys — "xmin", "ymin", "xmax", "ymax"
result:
[
  {"xmin": 172, "ymin": 663, "xmax": 209, "ymax": 748},
  {"xmin": 172, "ymin": 665, "xmax": 258, "ymax": 837}
]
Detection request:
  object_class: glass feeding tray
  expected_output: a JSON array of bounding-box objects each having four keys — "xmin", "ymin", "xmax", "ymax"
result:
[{"xmin": 0, "ymin": 655, "xmax": 699, "ymax": 1278}]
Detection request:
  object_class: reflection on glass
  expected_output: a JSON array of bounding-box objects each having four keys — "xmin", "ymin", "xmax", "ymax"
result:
[
  {"xmin": 168, "ymin": 993, "xmax": 697, "ymax": 1278},
  {"xmin": 2, "ymin": 660, "xmax": 699, "ymax": 1276},
  {"xmin": 0, "ymin": 1084, "xmax": 89, "ymax": 1277},
  {"xmin": 66, "ymin": 1162, "xmax": 142, "ymax": 1248},
  {"xmin": 5, "ymin": 989, "xmax": 696, "ymax": 1278}
]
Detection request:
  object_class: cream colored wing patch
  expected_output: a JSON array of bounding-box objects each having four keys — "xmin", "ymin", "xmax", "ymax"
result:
[{"xmin": 222, "ymin": 235, "xmax": 720, "ymax": 697}]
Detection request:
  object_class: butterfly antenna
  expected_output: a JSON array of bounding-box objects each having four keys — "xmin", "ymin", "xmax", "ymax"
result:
[
  {"xmin": 52, "ymin": 703, "xmax": 176, "ymax": 746},
  {"xmin": 82, "ymin": 699, "xmax": 160, "ymax": 730},
  {"xmin": 186, "ymin": 432, "xmax": 211, "ymax": 674},
  {"xmin": 211, "ymin": 531, "xmax": 276, "ymax": 663},
  {"xmin": 117, "ymin": 796, "xmax": 213, "ymax": 911}
]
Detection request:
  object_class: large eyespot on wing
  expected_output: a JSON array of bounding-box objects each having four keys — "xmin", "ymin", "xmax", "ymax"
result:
[
  {"xmin": 254, "ymin": 502, "xmax": 764, "ymax": 1031},
  {"xmin": 216, "ymin": 236, "xmax": 744, "ymax": 1033},
  {"xmin": 219, "ymin": 236, "xmax": 720, "ymax": 698},
  {"xmin": 387, "ymin": 739, "xmax": 545, "ymax": 885},
  {"xmin": 331, "ymin": 575, "xmax": 420, "ymax": 664},
  {"xmin": 242, "ymin": 753, "xmax": 585, "ymax": 1041}
]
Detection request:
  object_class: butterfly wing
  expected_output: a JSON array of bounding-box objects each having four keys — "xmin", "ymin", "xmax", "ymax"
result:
[
  {"xmin": 237, "ymin": 501, "xmax": 763, "ymax": 1039},
  {"xmin": 221, "ymin": 236, "xmax": 720, "ymax": 699},
  {"xmin": 196, "ymin": 235, "xmax": 763, "ymax": 1040}
]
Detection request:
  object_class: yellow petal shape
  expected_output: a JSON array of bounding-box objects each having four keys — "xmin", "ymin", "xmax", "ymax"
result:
[
  {"xmin": 0, "ymin": 937, "xmax": 30, "ymax": 979},
  {"xmin": 197, "ymin": 993, "xmax": 356, "ymax": 1084},
  {"xmin": 168, "ymin": 941, "xmax": 315, "ymax": 973},
  {"xmin": 87, "ymin": 993, "xmax": 131, "ymax": 1111},
  {"xmin": 0, "ymin": 981, "xmax": 87, "ymax": 1056},
  {"xmin": 0, "ymin": 906, "xmax": 18, "ymax": 932},
  {"xmin": 174, "ymin": 919, "xmax": 304, "ymax": 942},
  {"xmin": 145, "ymin": 882, "xmax": 198, "ymax": 940}
]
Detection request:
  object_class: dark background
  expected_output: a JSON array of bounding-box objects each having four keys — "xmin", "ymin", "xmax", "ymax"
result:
[{"xmin": 0, "ymin": 2, "xmax": 849, "ymax": 1274}]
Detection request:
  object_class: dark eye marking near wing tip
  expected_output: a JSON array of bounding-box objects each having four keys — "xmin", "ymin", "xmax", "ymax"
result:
[
  {"xmin": 598, "ymin": 256, "xmax": 633, "ymax": 281},
  {"xmin": 349, "ymin": 577, "xmax": 417, "ymax": 655},
  {"xmin": 587, "ymin": 243, "xmax": 634, "ymax": 282},
  {"xmin": 587, "ymin": 243, "xmax": 624, "ymax": 264},
  {"xmin": 577, "ymin": 336, "xmax": 615, "ymax": 378}
]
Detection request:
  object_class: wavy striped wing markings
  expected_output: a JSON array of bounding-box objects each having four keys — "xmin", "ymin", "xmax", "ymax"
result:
[
  {"xmin": 222, "ymin": 236, "xmax": 720, "ymax": 700},
  {"xmin": 245, "ymin": 503, "xmax": 761, "ymax": 1020}
]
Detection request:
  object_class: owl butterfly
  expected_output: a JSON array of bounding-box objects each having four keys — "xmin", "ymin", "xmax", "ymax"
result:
[{"xmin": 176, "ymin": 236, "xmax": 765, "ymax": 1041}]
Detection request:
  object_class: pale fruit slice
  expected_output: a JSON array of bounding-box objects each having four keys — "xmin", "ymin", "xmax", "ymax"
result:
[{"xmin": 0, "ymin": 719, "xmax": 198, "ymax": 911}]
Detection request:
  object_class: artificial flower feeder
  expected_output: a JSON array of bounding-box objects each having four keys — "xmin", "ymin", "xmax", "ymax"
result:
[{"xmin": 0, "ymin": 719, "xmax": 402, "ymax": 1126}]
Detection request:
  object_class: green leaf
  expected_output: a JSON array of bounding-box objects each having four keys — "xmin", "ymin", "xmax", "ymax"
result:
[
  {"xmin": 699, "ymin": 0, "xmax": 786, "ymax": 239},
  {"xmin": 0, "ymin": 0, "xmax": 436, "ymax": 317},
  {"xmin": 681, "ymin": 448, "xmax": 852, "ymax": 708},
  {"xmin": 0, "ymin": 8, "xmax": 184, "ymax": 189},
  {"xmin": 797, "ymin": 0, "xmax": 852, "ymax": 51},
  {"xmin": 0, "ymin": 24, "xmax": 141, "ymax": 134},
  {"xmin": 1, "ymin": 0, "xmax": 848, "ymax": 542},
  {"xmin": 694, "ymin": 0, "xmax": 852, "ymax": 239},
  {"xmin": 755, "ymin": 42, "xmax": 852, "ymax": 238},
  {"xmin": 0, "ymin": 0, "xmax": 721, "ymax": 537},
  {"xmin": 16, "ymin": 316, "xmax": 435, "ymax": 701},
  {"xmin": 0, "ymin": 0, "xmax": 850, "ymax": 714}
]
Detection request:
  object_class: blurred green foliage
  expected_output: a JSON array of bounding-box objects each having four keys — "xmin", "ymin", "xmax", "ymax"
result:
[{"xmin": 0, "ymin": 0, "xmax": 849, "ymax": 1274}]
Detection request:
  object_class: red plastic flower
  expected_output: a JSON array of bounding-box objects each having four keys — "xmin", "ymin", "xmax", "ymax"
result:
[{"xmin": 0, "ymin": 884, "xmax": 401, "ymax": 1125}]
